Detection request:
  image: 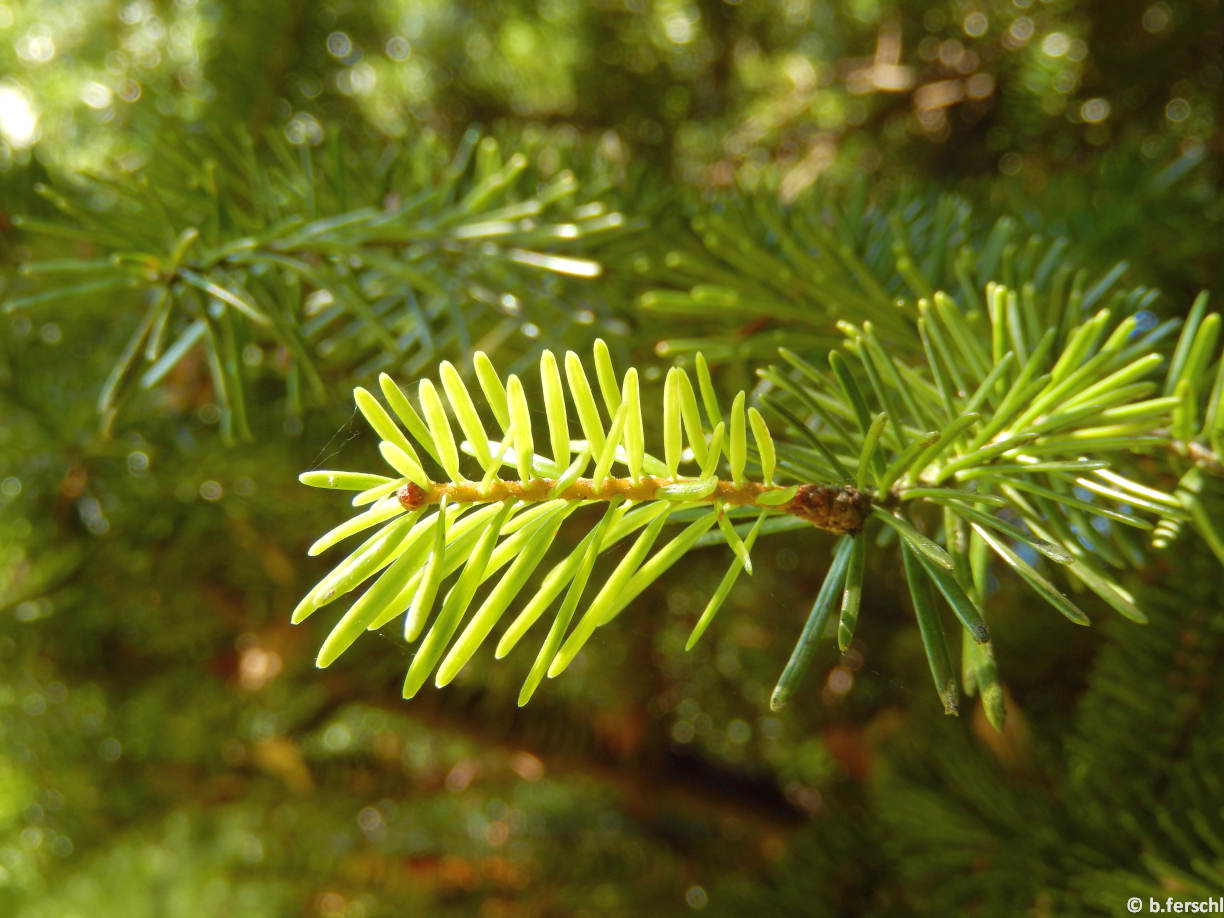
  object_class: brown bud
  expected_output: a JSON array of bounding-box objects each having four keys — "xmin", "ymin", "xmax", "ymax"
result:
[
  {"xmin": 397, "ymin": 482, "xmax": 428, "ymax": 510},
  {"xmin": 786, "ymin": 484, "xmax": 872, "ymax": 534}
]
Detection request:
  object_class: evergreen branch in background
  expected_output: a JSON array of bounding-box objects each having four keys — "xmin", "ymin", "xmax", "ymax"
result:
[
  {"xmin": 3, "ymin": 126, "xmax": 635, "ymax": 438},
  {"xmin": 635, "ymin": 188, "xmax": 1160, "ymax": 367},
  {"xmin": 876, "ymin": 505, "xmax": 1224, "ymax": 912},
  {"xmin": 295, "ymin": 279, "xmax": 1224, "ymax": 721}
]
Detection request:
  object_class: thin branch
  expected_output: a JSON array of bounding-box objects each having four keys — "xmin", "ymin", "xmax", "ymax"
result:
[{"xmin": 397, "ymin": 479, "xmax": 874, "ymax": 534}]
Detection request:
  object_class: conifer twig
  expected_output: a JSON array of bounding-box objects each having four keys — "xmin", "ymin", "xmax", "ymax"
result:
[{"xmin": 396, "ymin": 479, "xmax": 873, "ymax": 534}]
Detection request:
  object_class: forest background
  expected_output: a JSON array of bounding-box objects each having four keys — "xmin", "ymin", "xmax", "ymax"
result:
[{"xmin": 1, "ymin": 0, "xmax": 1223, "ymax": 915}]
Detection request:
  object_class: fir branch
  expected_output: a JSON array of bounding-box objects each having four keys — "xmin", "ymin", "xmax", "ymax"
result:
[
  {"xmin": 295, "ymin": 269, "xmax": 1224, "ymax": 720},
  {"xmin": 6, "ymin": 128, "xmax": 634, "ymax": 436},
  {"xmin": 393, "ymin": 478, "xmax": 871, "ymax": 534},
  {"xmin": 297, "ymin": 339, "xmax": 828, "ymax": 703},
  {"xmin": 637, "ymin": 189, "xmax": 1147, "ymax": 363},
  {"xmin": 283, "ymin": 179, "xmax": 1224, "ymax": 722}
]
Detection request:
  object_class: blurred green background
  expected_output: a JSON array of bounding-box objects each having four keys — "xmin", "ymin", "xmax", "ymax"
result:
[{"xmin": 2, "ymin": 1, "xmax": 1223, "ymax": 915}]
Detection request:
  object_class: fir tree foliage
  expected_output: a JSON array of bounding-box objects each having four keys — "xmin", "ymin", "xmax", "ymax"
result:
[
  {"xmin": 5, "ymin": 126, "xmax": 632, "ymax": 439},
  {"xmin": 10, "ymin": 123, "xmax": 1224, "ymax": 727},
  {"xmin": 299, "ymin": 266, "xmax": 1224, "ymax": 721},
  {"xmin": 297, "ymin": 339, "xmax": 826, "ymax": 706},
  {"xmin": 622, "ymin": 185, "xmax": 1224, "ymax": 718},
  {"xmin": 762, "ymin": 279, "xmax": 1224, "ymax": 719},
  {"xmin": 875, "ymin": 509, "xmax": 1224, "ymax": 913},
  {"xmin": 7, "ymin": 3, "xmax": 1224, "ymax": 910},
  {"xmin": 636, "ymin": 189, "xmax": 1157, "ymax": 363}
]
